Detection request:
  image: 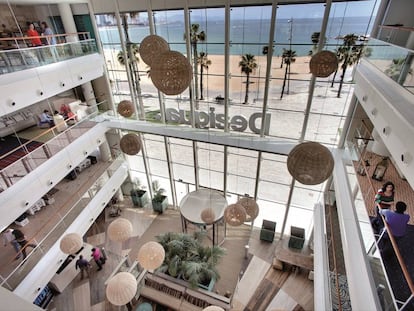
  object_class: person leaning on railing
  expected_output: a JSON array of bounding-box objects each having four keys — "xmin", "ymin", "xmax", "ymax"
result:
[{"xmin": 378, "ymin": 201, "xmax": 410, "ymax": 251}]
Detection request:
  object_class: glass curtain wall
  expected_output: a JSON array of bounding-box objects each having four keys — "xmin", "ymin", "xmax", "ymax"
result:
[{"xmin": 94, "ymin": 1, "xmax": 380, "ymax": 232}]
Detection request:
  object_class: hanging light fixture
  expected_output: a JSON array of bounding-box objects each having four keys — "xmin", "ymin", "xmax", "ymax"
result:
[
  {"xmin": 139, "ymin": 34, "xmax": 170, "ymax": 67},
  {"xmin": 106, "ymin": 272, "xmax": 137, "ymax": 306},
  {"xmin": 120, "ymin": 133, "xmax": 142, "ymax": 155},
  {"xmin": 224, "ymin": 203, "xmax": 247, "ymax": 226},
  {"xmin": 137, "ymin": 241, "xmax": 165, "ymax": 270},
  {"xmin": 150, "ymin": 50, "xmax": 193, "ymax": 95},
  {"xmin": 309, "ymin": 50, "xmax": 338, "ymax": 78},
  {"xmin": 60, "ymin": 233, "xmax": 83, "ymax": 254},
  {"xmin": 117, "ymin": 100, "xmax": 134, "ymax": 118},
  {"xmin": 287, "ymin": 141, "xmax": 334, "ymax": 185},
  {"xmin": 107, "ymin": 218, "xmax": 133, "ymax": 242},
  {"xmin": 200, "ymin": 207, "xmax": 216, "ymax": 224},
  {"xmin": 237, "ymin": 197, "xmax": 259, "ymax": 222}
]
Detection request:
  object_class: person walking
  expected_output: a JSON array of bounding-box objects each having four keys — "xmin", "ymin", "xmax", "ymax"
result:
[
  {"xmin": 91, "ymin": 247, "xmax": 105, "ymax": 271},
  {"xmin": 75, "ymin": 255, "xmax": 91, "ymax": 280},
  {"xmin": 2, "ymin": 228, "xmax": 21, "ymax": 259},
  {"xmin": 12, "ymin": 229, "xmax": 37, "ymax": 260}
]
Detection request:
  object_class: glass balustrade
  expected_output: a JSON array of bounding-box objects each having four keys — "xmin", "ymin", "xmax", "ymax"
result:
[
  {"xmin": 0, "ymin": 35, "xmax": 98, "ymax": 75},
  {"xmin": 0, "ymin": 158, "xmax": 124, "ymax": 291},
  {"xmin": 365, "ymin": 38, "xmax": 414, "ymax": 95},
  {"xmin": 0, "ymin": 106, "xmax": 110, "ymax": 191}
]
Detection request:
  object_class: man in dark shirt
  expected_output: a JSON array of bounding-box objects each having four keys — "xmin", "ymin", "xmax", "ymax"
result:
[
  {"xmin": 75, "ymin": 255, "xmax": 91, "ymax": 280},
  {"xmin": 12, "ymin": 229, "xmax": 37, "ymax": 260}
]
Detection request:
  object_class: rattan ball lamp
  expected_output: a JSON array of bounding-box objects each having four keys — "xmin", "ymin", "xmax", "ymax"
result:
[
  {"xmin": 137, "ymin": 241, "xmax": 165, "ymax": 270},
  {"xmin": 139, "ymin": 35, "xmax": 170, "ymax": 67},
  {"xmin": 287, "ymin": 141, "xmax": 334, "ymax": 185},
  {"xmin": 309, "ymin": 50, "xmax": 338, "ymax": 78},
  {"xmin": 60, "ymin": 233, "xmax": 83, "ymax": 254},
  {"xmin": 200, "ymin": 207, "xmax": 216, "ymax": 224},
  {"xmin": 107, "ymin": 218, "xmax": 133, "ymax": 242},
  {"xmin": 120, "ymin": 133, "xmax": 142, "ymax": 155},
  {"xmin": 117, "ymin": 100, "xmax": 134, "ymax": 118},
  {"xmin": 224, "ymin": 203, "xmax": 247, "ymax": 226},
  {"xmin": 150, "ymin": 50, "xmax": 192, "ymax": 95},
  {"xmin": 203, "ymin": 307, "xmax": 225, "ymax": 311},
  {"xmin": 106, "ymin": 272, "xmax": 137, "ymax": 306},
  {"xmin": 237, "ymin": 197, "xmax": 259, "ymax": 222}
]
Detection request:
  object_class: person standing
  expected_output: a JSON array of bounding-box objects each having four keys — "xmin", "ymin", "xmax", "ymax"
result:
[
  {"xmin": 91, "ymin": 247, "xmax": 105, "ymax": 271},
  {"xmin": 2, "ymin": 228, "xmax": 21, "ymax": 259},
  {"xmin": 372, "ymin": 181, "xmax": 395, "ymax": 233},
  {"xmin": 12, "ymin": 229, "xmax": 37, "ymax": 260},
  {"xmin": 75, "ymin": 255, "xmax": 91, "ymax": 280},
  {"xmin": 40, "ymin": 21, "xmax": 56, "ymax": 45},
  {"xmin": 27, "ymin": 22, "xmax": 42, "ymax": 47}
]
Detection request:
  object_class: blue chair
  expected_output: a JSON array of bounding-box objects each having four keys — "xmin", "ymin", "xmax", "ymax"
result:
[{"xmin": 135, "ymin": 302, "xmax": 152, "ymax": 311}]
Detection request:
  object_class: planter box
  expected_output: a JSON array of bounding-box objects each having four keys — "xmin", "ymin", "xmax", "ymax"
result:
[
  {"xmin": 152, "ymin": 195, "xmax": 168, "ymax": 213},
  {"xmin": 131, "ymin": 189, "xmax": 148, "ymax": 207},
  {"xmin": 197, "ymin": 277, "xmax": 215, "ymax": 292}
]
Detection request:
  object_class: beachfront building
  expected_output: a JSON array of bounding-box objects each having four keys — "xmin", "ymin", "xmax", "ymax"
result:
[{"xmin": 0, "ymin": 0, "xmax": 413, "ymax": 310}]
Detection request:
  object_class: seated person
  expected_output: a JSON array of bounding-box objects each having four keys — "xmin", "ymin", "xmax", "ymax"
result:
[
  {"xmin": 60, "ymin": 104, "xmax": 77, "ymax": 123},
  {"xmin": 39, "ymin": 109, "xmax": 54, "ymax": 127}
]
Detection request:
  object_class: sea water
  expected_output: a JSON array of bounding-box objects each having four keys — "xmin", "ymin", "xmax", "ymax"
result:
[{"xmin": 99, "ymin": 16, "xmax": 373, "ymax": 57}]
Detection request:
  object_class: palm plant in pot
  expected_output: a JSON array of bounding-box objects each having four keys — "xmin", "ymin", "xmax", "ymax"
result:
[
  {"xmin": 151, "ymin": 180, "xmax": 168, "ymax": 213},
  {"xmin": 130, "ymin": 178, "xmax": 148, "ymax": 208},
  {"xmin": 156, "ymin": 232, "xmax": 225, "ymax": 290}
]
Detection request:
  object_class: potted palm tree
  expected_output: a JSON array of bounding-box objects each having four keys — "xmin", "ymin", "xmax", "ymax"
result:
[
  {"xmin": 151, "ymin": 180, "xmax": 168, "ymax": 213},
  {"xmin": 156, "ymin": 232, "xmax": 225, "ymax": 290},
  {"xmin": 130, "ymin": 178, "xmax": 148, "ymax": 208}
]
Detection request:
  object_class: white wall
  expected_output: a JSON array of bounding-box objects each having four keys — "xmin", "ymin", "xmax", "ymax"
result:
[{"xmin": 354, "ymin": 59, "xmax": 414, "ymax": 188}]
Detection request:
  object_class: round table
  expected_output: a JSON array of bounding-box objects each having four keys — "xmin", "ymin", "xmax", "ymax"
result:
[
  {"xmin": 179, "ymin": 189, "xmax": 227, "ymax": 245},
  {"xmin": 135, "ymin": 302, "xmax": 152, "ymax": 311}
]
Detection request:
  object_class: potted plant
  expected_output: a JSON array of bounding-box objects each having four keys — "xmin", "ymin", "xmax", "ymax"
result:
[
  {"xmin": 130, "ymin": 178, "xmax": 148, "ymax": 208},
  {"xmin": 151, "ymin": 180, "xmax": 168, "ymax": 213},
  {"xmin": 156, "ymin": 232, "xmax": 225, "ymax": 290}
]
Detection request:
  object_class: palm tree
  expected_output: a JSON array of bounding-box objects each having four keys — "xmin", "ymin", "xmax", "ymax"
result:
[
  {"xmin": 117, "ymin": 13, "xmax": 144, "ymax": 118},
  {"xmin": 156, "ymin": 232, "xmax": 225, "ymax": 289},
  {"xmin": 239, "ymin": 53, "xmax": 258, "ymax": 104},
  {"xmin": 197, "ymin": 52, "xmax": 211, "ymax": 100},
  {"xmin": 334, "ymin": 34, "xmax": 366, "ymax": 98},
  {"xmin": 280, "ymin": 49, "xmax": 296, "ymax": 99},
  {"xmin": 184, "ymin": 23, "xmax": 206, "ymax": 100}
]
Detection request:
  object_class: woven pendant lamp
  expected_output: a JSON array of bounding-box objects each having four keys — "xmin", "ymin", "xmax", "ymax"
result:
[
  {"xmin": 287, "ymin": 141, "xmax": 334, "ymax": 185},
  {"xmin": 137, "ymin": 241, "xmax": 165, "ymax": 270},
  {"xmin": 203, "ymin": 306, "xmax": 225, "ymax": 311},
  {"xmin": 139, "ymin": 35, "xmax": 170, "ymax": 67},
  {"xmin": 224, "ymin": 203, "xmax": 247, "ymax": 226},
  {"xmin": 200, "ymin": 207, "xmax": 216, "ymax": 224},
  {"xmin": 150, "ymin": 50, "xmax": 192, "ymax": 95},
  {"xmin": 107, "ymin": 218, "xmax": 133, "ymax": 242},
  {"xmin": 237, "ymin": 197, "xmax": 259, "ymax": 222},
  {"xmin": 117, "ymin": 100, "xmax": 134, "ymax": 118},
  {"xmin": 60, "ymin": 233, "xmax": 83, "ymax": 254},
  {"xmin": 309, "ymin": 50, "xmax": 338, "ymax": 78},
  {"xmin": 106, "ymin": 272, "xmax": 137, "ymax": 306},
  {"xmin": 120, "ymin": 133, "xmax": 142, "ymax": 155}
]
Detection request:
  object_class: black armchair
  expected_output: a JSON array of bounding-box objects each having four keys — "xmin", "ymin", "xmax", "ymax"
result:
[
  {"xmin": 260, "ymin": 220, "xmax": 276, "ymax": 243},
  {"xmin": 288, "ymin": 226, "xmax": 305, "ymax": 249}
]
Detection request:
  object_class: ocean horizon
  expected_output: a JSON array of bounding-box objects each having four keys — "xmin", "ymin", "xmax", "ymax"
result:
[{"xmin": 99, "ymin": 16, "xmax": 373, "ymax": 57}]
